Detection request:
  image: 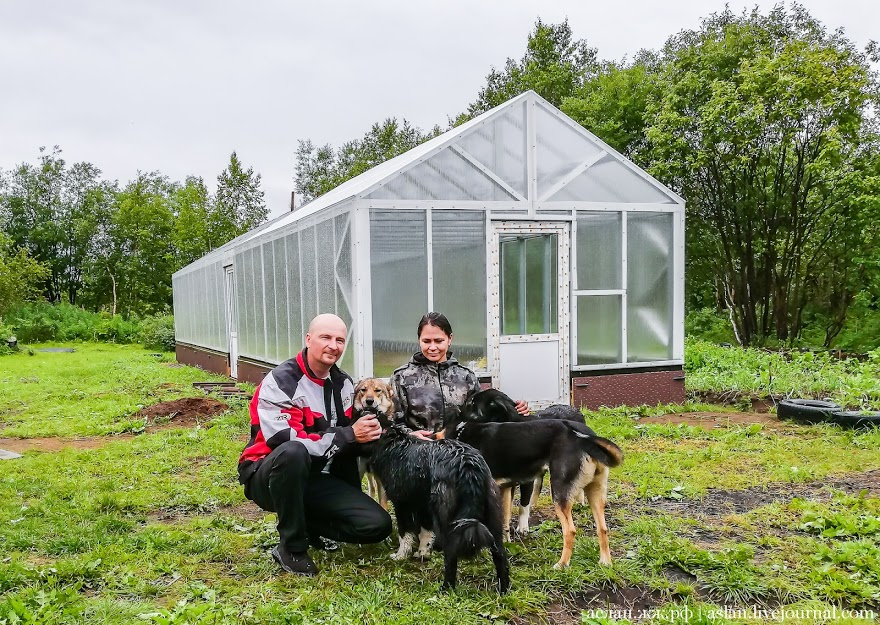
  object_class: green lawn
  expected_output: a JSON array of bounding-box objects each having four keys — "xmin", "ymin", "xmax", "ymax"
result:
[{"xmin": 1, "ymin": 344, "xmax": 879, "ymax": 624}]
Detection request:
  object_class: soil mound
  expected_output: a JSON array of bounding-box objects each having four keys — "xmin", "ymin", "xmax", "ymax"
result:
[{"xmin": 136, "ymin": 397, "xmax": 229, "ymax": 427}]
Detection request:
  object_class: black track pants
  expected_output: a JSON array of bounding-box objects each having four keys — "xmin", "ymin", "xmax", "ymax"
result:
[{"xmin": 243, "ymin": 441, "xmax": 392, "ymax": 554}]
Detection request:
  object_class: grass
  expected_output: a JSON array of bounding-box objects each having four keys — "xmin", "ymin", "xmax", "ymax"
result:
[{"xmin": 1, "ymin": 343, "xmax": 880, "ymax": 624}]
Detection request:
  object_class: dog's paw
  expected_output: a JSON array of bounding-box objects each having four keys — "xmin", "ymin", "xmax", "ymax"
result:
[
  {"xmin": 414, "ymin": 548, "xmax": 433, "ymax": 559},
  {"xmin": 515, "ymin": 521, "xmax": 529, "ymax": 535},
  {"xmin": 390, "ymin": 551, "xmax": 408, "ymax": 561},
  {"xmin": 552, "ymin": 560, "xmax": 571, "ymax": 570}
]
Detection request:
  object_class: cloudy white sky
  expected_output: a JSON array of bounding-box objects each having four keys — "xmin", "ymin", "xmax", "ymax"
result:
[{"xmin": 1, "ymin": 0, "xmax": 876, "ymax": 217}]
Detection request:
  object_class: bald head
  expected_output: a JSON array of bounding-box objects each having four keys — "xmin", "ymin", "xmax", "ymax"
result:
[
  {"xmin": 308, "ymin": 313, "xmax": 347, "ymax": 335},
  {"xmin": 305, "ymin": 314, "xmax": 348, "ymax": 376}
]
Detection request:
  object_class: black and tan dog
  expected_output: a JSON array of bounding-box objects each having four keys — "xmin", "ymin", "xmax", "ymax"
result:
[
  {"xmin": 353, "ymin": 379, "xmax": 510, "ymax": 593},
  {"xmin": 443, "ymin": 389, "xmax": 622, "ymax": 568}
]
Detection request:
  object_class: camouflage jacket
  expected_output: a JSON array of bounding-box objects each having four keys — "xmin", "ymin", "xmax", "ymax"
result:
[{"xmin": 390, "ymin": 352, "xmax": 481, "ymax": 431}]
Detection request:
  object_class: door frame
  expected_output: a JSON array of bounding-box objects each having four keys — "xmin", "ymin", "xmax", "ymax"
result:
[
  {"xmin": 488, "ymin": 221, "xmax": 570, "ymax": 408},
  {"xmin": 224, "ymin": 265, "xmax": 238, "ymax": 379}
]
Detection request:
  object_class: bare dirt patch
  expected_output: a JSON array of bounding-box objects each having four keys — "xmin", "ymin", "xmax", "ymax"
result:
[
  {"xmin": 147, "ymin": 500, "xmax": 266, "ymax": 524},
  {"xmin": 0, "ymin": 435, "xmax": 133, "ymax": 453},
  {"xmin": 511, "ymin": 587, "xmax": 665, "ymax": 624},
  {"xmin": 638, "ymin": 469, "xmax": 880, "ymax": 519},
  {"xmin": 135, "ymin": 397, "xmax": 229, "ymax": 428},
  {"xmin": 638, "ymin": 411, "xmax": 789, "ymax": 431},
  {"xmin": 693, "ymin": 391, "xmax": 776, "ymax": 413}
]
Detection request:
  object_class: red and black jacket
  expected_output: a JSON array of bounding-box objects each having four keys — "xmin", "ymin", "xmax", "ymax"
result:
[{"xmin": 238, "ymin": 349, "xmax": 355, "ymax": 482}]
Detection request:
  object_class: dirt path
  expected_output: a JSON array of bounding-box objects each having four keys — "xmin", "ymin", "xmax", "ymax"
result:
[
  {"xmin": 637, "ymin": 411, "xmax": 789, "ymax": 430},
  {"xmin": 0, "ymin": 397, "xmax": 231, "ymax": 454}
]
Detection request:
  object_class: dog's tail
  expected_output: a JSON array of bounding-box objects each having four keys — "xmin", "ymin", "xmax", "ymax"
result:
[
  {"xmin": 447, "ymin": 517, "xmax": 495, "ymax": 559},
  {"xmin": 565, "ymin": 422, "xmax": 623, "ymax": 468}
]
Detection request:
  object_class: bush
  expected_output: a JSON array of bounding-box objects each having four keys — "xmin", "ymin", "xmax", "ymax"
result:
[
  {"xmin": 685, "ymin": 307, "xmax": 736, "ymax": 344},
  {"xmin": 139, "ymin": 314, "xmax": 176, "ymax": 352},
  {"xmin": 5, "ymin": 302, "xmax": 140, "ymax": 344}
]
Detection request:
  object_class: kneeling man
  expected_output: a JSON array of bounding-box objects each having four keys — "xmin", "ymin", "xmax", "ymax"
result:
[{"xmin": 238, "ymin": 313, "xmax": 390, "ymax": 576}]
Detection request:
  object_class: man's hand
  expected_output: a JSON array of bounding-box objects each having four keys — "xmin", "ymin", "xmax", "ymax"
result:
[
  {"xmin": 352, "ymin": 414, "xmax": 382, "ymax": 443},
  {"xmin": 409, "ymin": 429, "xmax": 434, "ymax": 441},
  {"xmin": 514, "ymin": 400, "xmax": 530, "ymax": 416}
]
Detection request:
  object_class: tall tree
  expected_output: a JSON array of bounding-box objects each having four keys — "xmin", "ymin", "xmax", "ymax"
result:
[
  {"xmin": 463, "ymin": 18, "xmax": 598, "ymax": 120},
  {"xmin": 645, "ymin": 5, "xmax": 880, "ymax": 345},
  {"xmin": 295, "ymin": 118, "xmax": 436, "ymax": 203},
  {"xmin": 213, "ymin": 152, "xmax": 268, "ymax": 241},
  {"xmin": 0, "ymin": 147, "xmax": 110, "ymax": 304},
  {"xmin": 0, "ymin": 232, "xmax": 49, "ymax": 317}
]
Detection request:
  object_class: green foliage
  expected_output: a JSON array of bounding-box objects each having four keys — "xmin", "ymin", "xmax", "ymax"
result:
[
  {"xmin": 295, "ymin": 119, "xmax": 438, "ymax": 203},
  {"xmin": 465, "ymin": 18, "xmax": 598, "ymax": 117},
  {"xmin": 5, "ymin": 302, "xmax": 140, "ymax": 345},
  {"xmin": 0, "ymin": 232, "xmax": 50, "ymax": 317},
  {"xmin": 139, "ymin": 314, "xmax": 176, "ymax": 352},
  {"xmin": 212, "ymin": 152, "xmax": 267, "ymax": 239},
  {"xmin": 0, "ymin": 584, "xmax": 84, "ymax": 625},
  {"xmin": 645, "ymin": 5, "xmax": 880, "ymax": 346},
  {"xmin": 684, "ymin": 339, "xmax": 880, "ymax": 408},
  {"xmin": 684, "ymin": 308, "xmax": 736, "ymax": 344}
]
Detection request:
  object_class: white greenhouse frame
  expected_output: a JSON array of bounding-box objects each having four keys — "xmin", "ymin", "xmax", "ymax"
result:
[{"xmin": 172, "ymin": 91, "xmax": 685, "ymax": 405}]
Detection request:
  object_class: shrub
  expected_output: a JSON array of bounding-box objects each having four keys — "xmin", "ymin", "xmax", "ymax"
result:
[
  {"xmin": 685, "ymin": 307, "xmax": 736, "ymax": 344},
  {"xmin": 139, "ymin": 314, "xmax": 176, "ymax": 352},
  {"xmin": 5, "ymin": 302, "xmax": 140, "ymax": 344}
]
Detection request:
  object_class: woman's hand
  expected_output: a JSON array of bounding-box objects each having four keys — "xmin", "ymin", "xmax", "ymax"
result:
[
  {"xmin": 514, "ymin": 400, "xmax": 530, "ymax": 416},
  {"xmin": 408, "ymin": 429, "xmax": 435, "ymax": 441}
]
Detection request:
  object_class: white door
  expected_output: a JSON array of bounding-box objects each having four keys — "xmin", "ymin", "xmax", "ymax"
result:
[
  {"xmin": 224, "ymin": 266, "xmax": 238, "ymax": 379},
  {"xmin": 489, "ymin": 222, "xmax": 570, "ymax": 409}
]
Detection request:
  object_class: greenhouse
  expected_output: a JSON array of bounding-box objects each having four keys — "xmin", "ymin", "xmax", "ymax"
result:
[{"xmin": 172, "ymin": 90, "xmax": 685, "ymax": 409}]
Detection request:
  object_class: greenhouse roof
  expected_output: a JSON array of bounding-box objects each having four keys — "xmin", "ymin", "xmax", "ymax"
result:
[{"xmin": 176, "ymin": 90, "xmax": 683, "ymax": 275}]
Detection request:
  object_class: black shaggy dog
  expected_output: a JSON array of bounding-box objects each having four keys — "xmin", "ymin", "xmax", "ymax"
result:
[
  {"xmin": 444, "ymin": 389, "xmax": 622, "ymax": 568},
  {"xmin": 354, "ymin": 386, "xmax": 510, "ymax": 594}
]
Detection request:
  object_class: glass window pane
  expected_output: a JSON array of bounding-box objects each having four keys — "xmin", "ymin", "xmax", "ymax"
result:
[
  {"xmin": 577, "ymin": 295, "xmax": 622, "ymax": 365},
  {"xmin": 627, "ymin": 213, "xmax": 674, "ymax": 362},
  {"xmin": 500, "ymin": 233, "xmax": 557, "ymax": 335},
  {"xmin": 300, "ymin": 228, "xmax": 318, "ymax": 327},
  {"xmin": 370, "ymin": 210, "xmax": 427, "ymax": 377},
  {"xmin": 432, "ymin": 211, "xmax": 487, "ymax": 370},
  {"xmin": 576, "ymin": 212, "xmax": 622, "ymax": 290}
]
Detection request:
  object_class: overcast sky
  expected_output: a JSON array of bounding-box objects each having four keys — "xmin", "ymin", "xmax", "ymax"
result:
[{"xmin": 1, "ymin": 0, "xmax": 876, "ymax": 217}]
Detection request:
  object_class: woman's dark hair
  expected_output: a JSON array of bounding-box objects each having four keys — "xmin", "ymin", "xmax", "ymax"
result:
[{"xmin": 418, "ymin": 312, "xmax": 453, "ymax": 338}]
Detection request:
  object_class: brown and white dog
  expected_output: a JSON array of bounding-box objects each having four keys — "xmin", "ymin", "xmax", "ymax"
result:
[{"xmin": 351, "ymin": 378, "xmax": 397, "ymax": 509}]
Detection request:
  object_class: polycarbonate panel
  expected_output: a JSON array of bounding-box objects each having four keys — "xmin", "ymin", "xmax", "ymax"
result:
[
  {"xmin": 236, "ymin": 249, "xmax": 252, "ymax": 357},
  {"xmin": 300, "ymin": 228, "xmax": 318, "ymax": 328},
  {"xmin": 252, "ymin": 247, "xmax": 267, "ymax": 360},
  {"xmin": 272, "ymin": 239, "xmax": 290, "ymax": 361},
  {"xmin": 627, "ymin": 213, "xmax": 674, "ymax": 362},
  {"xmin": 367, "ymin": 147, "xmax": 517, "ymax": 201},
  {"xmin": 548, "ymin": 154, "xmax": 676, "ymax": 203},
  {"xmin": 335, "ymin": 213, "xmax": 353, "ymax": 309},
  {"xmin": 500, "ymin": 233, "xmax": 557, "ymax": 335},
  {"xmin": 370, "ymin": 210, "xmax": 427, "ymax": 377},
  {"xmin": 285, "ymin": 233, "xmax": 303, "ymax": 356},
  {"xmin": 316, "ymin": 219, "xmax": 336, "ymax": 314},
  {"xmin": 456, "ymin": 101, "xmax": 528, "ymax": 198},
  {"xmin": 432, "ymin": 211, "xmax": 487, "ymax": 370},
  {"xmin": 577, "ymin": 295, "xmax": 622, "ymax": 365},
  {"xmin": 535, "ymin": 102, "xmax": 604, "ymax": 199},
  {"xmin": 262, "ymin": 242, "xmax": 279, "ymax": 362},
  {"xmin": 576, "ymin": 212, "xmax": 622, "ymax": 290}
]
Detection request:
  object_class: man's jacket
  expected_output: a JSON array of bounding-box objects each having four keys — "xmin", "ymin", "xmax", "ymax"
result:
[{"xmin": 238, "ymin": 349, "xmax": 355, "ymax": 481}]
